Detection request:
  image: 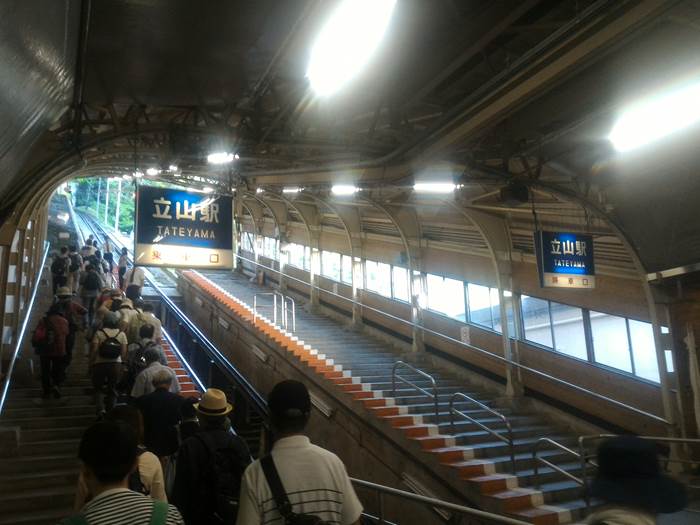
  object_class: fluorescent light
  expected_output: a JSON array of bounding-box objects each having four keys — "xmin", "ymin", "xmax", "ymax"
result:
[
  {"xmin": 282, "ymin": 187, "xmax": 302, "ymax": 194},
  {"xmin": 413, "ymin": 182, "xmax": 456, "ymax": 193},
  {"xmin": 168, "ymin": 164, "xmax": 178, "ymax": 172},
  {"xmin": 146, "ymin": 167, "xmax": 159, "ymax": 176},
  {"xmin": 331, "ymin": 184, "xmax": 359, "ymax": 195},
  {"xmin": 133, "ymin": 170, "xmax": 143, "ymax": 178},
  {"xmin": 307, "ymin": 0, "xmax": 396, "ymax": 96},
  {"xmin": 207, "ymin": 151, "xmax": 234, "ymax": 164},
  {"xmin": 256, "ymin": 188, "xmax": 264, "ymax": 194},
  {"xmin": 609, "ymin": 78, "xmax": 700, "ymax": 152},
  {"xmin": 122, "ymin": 174, "xmax": 132, "ymax": 181},
  {"xmin": 202, "ymin": 186, "xmax": 214, "ymax": 193},
  {"xmin": 234, "ymin": 153, "xmax": 240, "ymax": 160}
]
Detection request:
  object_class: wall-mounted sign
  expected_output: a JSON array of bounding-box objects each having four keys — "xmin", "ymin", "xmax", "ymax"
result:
[
  {"xmin": 535, "ymin": 231, "xmax": 595, "ymax": 289},
  {"xmin": 135, "ymin": 185, "xmax": 233, "ymax": 268}
]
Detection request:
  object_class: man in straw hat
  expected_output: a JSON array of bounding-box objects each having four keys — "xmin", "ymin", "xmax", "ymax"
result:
[
  {"xmin": 172, "ymin": 388, "xmax": 251, "ymax": 525},
  {"xmin": 586, "ymin": 435, "xmax": 687, "ymax": 524}
]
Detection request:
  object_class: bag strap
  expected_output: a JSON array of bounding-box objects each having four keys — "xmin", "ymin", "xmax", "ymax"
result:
[
  {"xmin": 149, "ymin": 500, "xmax": 169, "ymax": 525},
  {"xmin": 260, "ymin": 455, "xmax": 294, "ymax": 520}
]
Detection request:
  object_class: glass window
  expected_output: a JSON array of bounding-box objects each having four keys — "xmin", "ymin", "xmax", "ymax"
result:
[
  {"xmin": 629, "ymin": 320, "xmax": 660, "ymax": 382},
  {"xmin": 489, "ymin": 288, "xmax": 501, "ymax": 333},
  {"xmin": 240, "ymin": 232, "xmax": 254, "ymax": 253},
  {"xmin": 321, "ymin": 251, "xmax": 341, "ymax": 281},
  {"xmin": 521, "ymin": 295, "xmax": 553, "ymax": 347},
  {"xmin": 304, "ymin": 246, "xmax": 311, "ymax": 271},
  {"xmin": 493, "ymin": 291, "xmax": 516, "ymax": 337},
  {"xmin": 550, "ymin": 302, "xmax": 587, "ymax": 360},
  {"xmin": 468, "ymin": 283, "xmax": 492, "ymax": 328},
  {"xmin": 365, "ymin": 260, "xmax": 391, "ymax": 297},
  {"xmin": 590, "ymin": 311, "xmax": 632, "ymax": 372},
  {"xmin": 392, "ymin": 266, "xmax": 409, "ymax": 302},
  {"xmin": 427, "ymin": 275, "xmax": 466, "ymax": 321},
  {"xmin": 341, "ymin": 255, "xmax": 352, "ymax": 284},
  {"xmin": 287, "ymin": 243, "xmax": 304, "ymax": 268},
  {"xmin": 263, "ymin": 237, "xmax": 277, "ymax": 260}
]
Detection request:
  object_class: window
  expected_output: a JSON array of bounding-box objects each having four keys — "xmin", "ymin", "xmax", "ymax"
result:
[
  {"xmin": 521, "ymin": 295, "xmax": 553, "ymax": 347},
  {"xmin": 341, "ymin": 255, "xmax": 353, "ymax": 284},
  {"xmin": 428, "ymin": 275, "xmax": 466, "ymax": 321},
  {"xmin": 321, "ymin": 251, "xmax": 341, "ymax": 281},
  {"xmin": 493, "ymin": 291, "xmax": 516, "ymax": 337},
  {"xmin": 287, "ymin": 243, "xmax": 306, "ymax": 269},
  {"xmin": 263, "ymin": 237, "xmax": 278, "ymax": 260},
  {"xmin": 590, "ymin": 311, "xmax": 632, "ymax": 373},
  {"xmin": 365, "ymin": 260, "xmax": 391, "ymax": 297},
  {"xmin": 240, "ymin": 232, "xmax": 255, "ymax": 253},
  {"xmin": 629, "ymin": 320, "xmax": 660, "ymax": 382},
  {"xmin": 392, "ymin": 266, "xmax": 409, "ymax": 302},
  {"xmin": 550, "ymin": 302, "xmax": 587, "ymax": 360},
  {"xmin": 468, "ymin": 283, "xmax": 492, "ymax": 328}
]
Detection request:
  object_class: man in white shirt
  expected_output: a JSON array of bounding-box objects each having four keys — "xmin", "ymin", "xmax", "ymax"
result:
[
  {"xmin": 131, "ymin": 348, "xmax": 180, "ymax": 398},
  {"xmin": 237, "ymin": 380, "xmax": 363, "ymax": 525},
  {"xmin": 123, "ymin": 265, "xmax": 146, "ymax": 301},
  {"xmin": 141, "ymin": 303, "xmax": 162, "ymax": 343},
  {"xmin": 90, "ymin": 312, "xmax": 128, "ymax": 416}
]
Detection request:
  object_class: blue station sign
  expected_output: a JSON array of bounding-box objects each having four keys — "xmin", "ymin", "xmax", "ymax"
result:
[
  {"xmin": 135, "ymin": 185, "xmax": 233, "ymax": 269},
  {"xmin": 535, "ymin": 231, "xmax": 595, "ymax": 289}
]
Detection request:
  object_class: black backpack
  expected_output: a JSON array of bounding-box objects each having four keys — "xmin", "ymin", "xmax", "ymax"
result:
[
  {"xmin": 97, "ymin": 330, "xmax": 122, "ymax": 359},
  {"xmin": 261, "ymin": 455, "xmax": 330, "ymax": 525},
  {"xmin": 51, "ymin": 258, "xmax": 67, "ymax": 276},
  {"xmin": 128, "ymin": 448, "xmax": 149, "ymax": 495},
  {"xmin": 84, "ymin": 271, "xmax": 101, "ymax": 291},
  {"xmin": 195, "ymin": 432, "xmax": 251, "ymax": 525},
  {"xmin": 69, "ymin": 253, "xmax": 81, "ymax": 272}
]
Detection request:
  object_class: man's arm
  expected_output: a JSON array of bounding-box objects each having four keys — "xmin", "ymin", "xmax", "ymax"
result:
[
  {"xmin": 236, "ymin": 470, "xmax": 261, "ymax": 525},
  {"xmin": 131, "ymin": 370, "xmax": 146, "ymax": 398}
]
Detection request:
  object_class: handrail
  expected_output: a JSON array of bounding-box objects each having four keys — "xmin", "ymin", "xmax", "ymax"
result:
[
  {"xmin": 253, "ymin": 292, "xmax": 281, "ymax": 325},
  {"xmin": 392, "ymin": 361, "xmax": 439, "ymax": 421},
  {"xmin": 0, "ymin": 241, "xmax": 51, "ymax": 416},
  {"xmin": 161, "ymin": 326, "xmax": 206, "ymax": 392},
  {"xmin": 235, "ymin": 253, "xmax": 670, "ymax": 427},
  {"xmin": 283, "ymin": 296, "xmax": 296, "ymax": 332},
  {"xmin": 532, "ymin": 438, "xmax": 583, "ymax": 491},
  {"xmin": 350, "ymin": 477, "xmax": 529, "ymax": 525},
  {"xmin": 450, "ymin": 392, "xmax": 515, "ymax": 473}
]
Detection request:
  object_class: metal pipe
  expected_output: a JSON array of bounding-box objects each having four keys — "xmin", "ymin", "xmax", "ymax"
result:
[{"xmin": 392, "ymin": 361, "xmax": 439, "ymax": 421}]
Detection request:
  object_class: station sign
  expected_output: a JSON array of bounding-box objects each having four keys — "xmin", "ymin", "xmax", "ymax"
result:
[
  {"xmin": 135, "ymin": 185, "xmax": 233, "ymax": 269},
  {"xmin": 535, "ymin": 231, "xmax": 595, "ymax": 289}
]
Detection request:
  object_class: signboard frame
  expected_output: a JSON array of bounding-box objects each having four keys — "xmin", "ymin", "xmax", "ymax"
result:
[{"xmin": 535, "ymin": 230, "xmax": 595, "ymax": 289}]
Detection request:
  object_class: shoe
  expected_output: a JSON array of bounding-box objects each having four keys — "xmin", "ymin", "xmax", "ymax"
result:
[{"xmin": 51, "ymin": 386, "xmax": 61, "ymax": 399}]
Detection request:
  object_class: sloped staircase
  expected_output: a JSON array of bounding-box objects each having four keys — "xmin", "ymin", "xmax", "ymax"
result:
[{"xmin": 185, "ymin": 269, "xmax": 595, "ymax": 525}]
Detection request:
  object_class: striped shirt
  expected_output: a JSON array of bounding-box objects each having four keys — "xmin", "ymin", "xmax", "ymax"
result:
[
  {"xmin": 73, "ymin": 488, "xmax": 183, "ymax": 524},
  {"xmin": 237, "ymin": 435, "xmax": 363, "ymax": 525}
]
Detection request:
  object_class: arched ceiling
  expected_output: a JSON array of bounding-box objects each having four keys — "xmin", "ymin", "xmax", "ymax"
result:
[{"xmin": 2, "ymin": 0, "xmax": 700, "ymax": 275}]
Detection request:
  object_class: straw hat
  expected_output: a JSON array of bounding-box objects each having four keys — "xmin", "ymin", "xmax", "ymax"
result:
[
  {"xmin": 55, "ymin": 287, "xmax": 72, "ymax": 298},
  {"xmin": 194, "ymin": 388, "xmax": 232, "ymax": 416}
]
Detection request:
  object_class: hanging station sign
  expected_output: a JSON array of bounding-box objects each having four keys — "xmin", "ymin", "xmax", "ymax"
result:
[
  {"xmin": 135, "ymin": 185, "xmax": 233, "ymax": 268},
  {"xmin": 535, "ymin": 231, "xmax": 595, "ymax": 289}
]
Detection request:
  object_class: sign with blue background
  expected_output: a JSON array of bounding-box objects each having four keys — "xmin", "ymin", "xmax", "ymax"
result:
[
  {"xmin": 535, "ymin": 231, "xmax": 595, "ymax": 289},
  {"xmin": 135, "ymin": 185, "xmax": 233, "ymax": 268}
]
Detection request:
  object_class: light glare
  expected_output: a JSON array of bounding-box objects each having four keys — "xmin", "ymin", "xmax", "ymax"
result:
[
  {"xmin": 168, "ymin": 164, "xmax": 178, "ymax": 172},
  {"xmin": 133, "ymin": 170, "xmax": 143, "ymax": 178},
  {"xmin": 282, "ymin": 187, "xmax": 302, "ymax": 194},
  {"xmin": 146, "ymin": 167, "xmax": 159, "ymax": 176},
  {"xmin": 413, "ymin": 182, "xmax": 456, "ymax": 194},
  {"xmin": 307, "ymin": 0, "xmax": 396, "ymax": 96},
  {"xmin": 609, "ymin": 79, "xmax": 700, "ymax": 152},
  {"xmin": 331, "ymin": 184, "xmax": 359, "ymax": 195},
  {"xmin": 202, "ymin": 186, "xmax": 214, "ymax": 193},
  {"xmin": 207, "ymin": 152, "xmax": 234, "ymax": 165}
]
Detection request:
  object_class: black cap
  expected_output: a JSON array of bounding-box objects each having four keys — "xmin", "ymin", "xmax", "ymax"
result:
[{"xmin": 268, "ymin": 380, "xmax": 311, "ymax": 419}]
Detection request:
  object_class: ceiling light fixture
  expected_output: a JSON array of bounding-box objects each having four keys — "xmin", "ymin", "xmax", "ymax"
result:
[
  {"xmin": 202, "ymin": 186, "xmax": 214, "ymax": 193},
  {"xmin": 331, "ymin": 184, "xmax": 359, "ymax": 195},
  {"xmin": 282, "ymin": 187, "xmax": 302, "ymax": 194},
  {"xmin": 256, "ymin": 188, "xmax": 264, "ymax": 194},
  {"xmin": 146, "ymin": 167, "xmax": 159, "ymax": 176},
  {"xmin": 168, "ymin": 164, "xmax": 178, "ymax": 172},
  {"xmin": 207, "ymin": 152, "xmax": 234, "ymax": 164},
  {"xmin": 609, "ymin": 78, "xmax": 700, "ymax": 152},
  {"xmin": 413, "ymin": 182, "xmax": 457, "ymax": 193},
  {"xmin": 307, "ymin": 0, "xmax": 396, "ymax": 96},
  {"xmin": 132, "ymin": 170, "xmax": 143, "ymax": 178}
]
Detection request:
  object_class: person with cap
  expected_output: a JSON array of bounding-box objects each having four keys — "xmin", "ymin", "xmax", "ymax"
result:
[
  {"xmin": 90, "ymin": 311, "xmax": 128, "ymax": 417},
  {"xmin": 172, "ymin": 388, "xmax": 251, "ymax": 525},
  {"xmin": 60, "ymin": 420, "xmax": 183, "ymax": 525},
  {"xmin": 586, "ymin": 435, "xmax": 687, "ymax": 525},
  {"xmin": 237, "ymin": 380, "xmax": 363, "ymax": 525}
]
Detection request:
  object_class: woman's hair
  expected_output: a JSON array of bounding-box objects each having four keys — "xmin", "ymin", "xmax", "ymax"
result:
[{"xmin": 104, "ymin": 405, "xmax": 144, "ymax": 443}]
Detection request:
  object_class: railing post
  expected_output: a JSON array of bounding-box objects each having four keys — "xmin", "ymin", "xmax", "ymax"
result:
[{"xmin": 377, "ymin": 489, "xmax": 385, "ymax": 525}]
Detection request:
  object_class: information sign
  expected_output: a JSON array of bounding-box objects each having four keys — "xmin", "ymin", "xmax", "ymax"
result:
[
  {"xmin": 535, "ymin": 231, "xmax": 595, "ymax": 289},
  {"xmin": 135, "ymin": 185, "xmax": 233, "ymax": 268}
]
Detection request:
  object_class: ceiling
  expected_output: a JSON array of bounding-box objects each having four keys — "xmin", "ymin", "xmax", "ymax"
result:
[{"xmin": 2, "ymin": 0, "xmax": 700, "ymax": 274}]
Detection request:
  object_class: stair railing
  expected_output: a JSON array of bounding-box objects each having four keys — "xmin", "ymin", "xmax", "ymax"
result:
[
  {"xmin": 254, "ymin": 291, "xmax": 296, "ymax": 333},
  {"xmin": 391, "ymin": 361, "xmax": 439, "ymax": 421},
  {"xmin": 532, "ymin": 438, "xmax": 585, "ymax": 497},
  {"xmin": 450, "ymin": 392, "xmax": 515, "ymax": 473},
  {"xmin": 253, "ymin": 292, "xmax": 281, "ymax": 325}
]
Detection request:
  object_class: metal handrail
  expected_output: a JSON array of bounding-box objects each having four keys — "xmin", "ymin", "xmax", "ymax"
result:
[
  {"xmin": 391, "ymin": 361, "xmax": 439, "ymax": 421},
  {"xmin": 283, "ymin": 295, "xmax": 296, "ymax": 332},
  {"xmin": 350, "ymin": 477, "xmax": 529, "ymax": 525},
  {"xmin": 0, "ymin": 241, "xmax": 51, "ymax": 416},
  {"xmin": 450, "ymin": 392, "xmax": 515, "ymax": 473},
  {"xmin": 253, "ymin": 292, "xmax": 282, "ymax": 325},
  {"xmin": 235, "ymin": 253, "xmax": 670, "ymax": 427},
  {"xmin": 532, "ymin": 438, "xmax": 584, "ymax": 491}
]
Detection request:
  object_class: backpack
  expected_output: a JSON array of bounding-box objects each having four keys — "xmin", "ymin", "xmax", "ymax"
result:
[
  {"xmin": 195, "ymin": 432, "xmax": 251, "ymax": 525},
  {"xmin": 128, "ymin": 448, "xmax": 149, "ymax": 495},
  {"xmin": 97, "ymin": 330, "xmax": 123, "ymax": 359},
  {"xmin": 69, "ymin": 253, "xmax": 81, "ymax": 272},
  {"xmin": 32, "ymin": 317, "xmax": 55, "ymax": 355},
  {"xmin": 128, "ymin": 311, "xmax": 149, "ymax": 344},
  {"xmin": 51, "ymin": 258, "xmax": 68, "ymax": 276},
  {"xmin": 84, "ymin": 271, "xmax": 101, "ymax": 291},
  {"xmin": 59, "ymin": 500, "xmax": 169, "ymax": 525},
  {"xmin": 261, "ymin": 455, "xmax": 330, "ymax": 525}
]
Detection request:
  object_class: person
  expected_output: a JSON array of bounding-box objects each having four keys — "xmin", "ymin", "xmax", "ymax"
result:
[
  {"xmin": 131, "ymin": 347, "xmax": 179, "ymax": 398},
  {"xmin": 134, "ymin": 369, "xmax": 184, "ymax": 461},
  {"xmin": 237, "ymin": 380, "xmax": 363, "ymax": 525},
  {"xmin": 118, "ymin": 247, "xmax": 129, "ymax": 289},
  {"xmin": 68, "ymin": 245, "xmax": 83, "ymax": 294},
  {"xmin": 103, "ymin": 238, "xmax": 114, "ymax": 273},
  {"xmin": 92, "ymin": 250, "xmax": 110, "ymax": 287},
  {"xmin": 33, "ymin": 303, "xmax": 69, "ymax": 399},
  {"xmin": 60, "ymin": 420, "xmax": 183, "ymax": 525},
  {"xmin": 54, "ymin": 287, "xmax": 86, "ymax": 374},
  {"xmin": 90, "ymin": 311, "xmax": 128, "ymax": 417},
  {"xmin": 51, "ymin": 247, "xmax": 70, "ymax": 295},
  {"xmin": 80, "ymin": 265, "xmax": 102, "ymax": 326},
  {"xmin": 74, "ymin": 406, "xmax": 167, "ymax": 510},
  {"xmin": 123, "ymin": 264, "xmax": 145, "ymax": 301},
  {"xmin": 178, "ymin": 398, "xmax": 200, "ymax": 444},
  {"xmin": 586, "ymin": 436, "xmax": 686, "ymax": 525},
  {"xmin": 172, "ymin": 388, "xmax": 252, "ymax": 525},
  {"xmin": 141, "ymin": 303, "xmax": 163, "ymax": 343}
]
